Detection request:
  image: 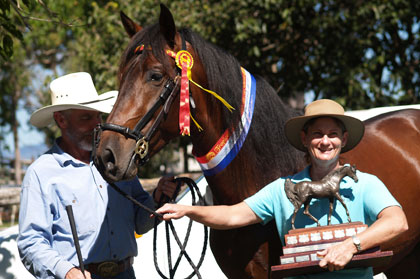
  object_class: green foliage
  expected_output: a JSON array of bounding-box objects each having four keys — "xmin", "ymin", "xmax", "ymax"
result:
[
  {"xmin": 1, "ymin": 0, "xmax": 18, "ymax": 59},
  {"xmin": 2, "ymin": 0, "xmax": 420, "ymax": 174},
  {"xmin": 19, "ymin": 0, "xmax": 420, "ymax": 109},
  {"xmin": 0, "ymin": 37, "xmax": 33, "ymax": 159}
]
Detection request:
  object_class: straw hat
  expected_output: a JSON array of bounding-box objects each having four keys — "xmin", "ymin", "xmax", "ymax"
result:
[
  {"xmin": 284, "ymin": 99, "xmax": 364, "ymax": 153},
  {"xmin": 30, "ymin": 72, "xmax": 118, "ymax": 128}
]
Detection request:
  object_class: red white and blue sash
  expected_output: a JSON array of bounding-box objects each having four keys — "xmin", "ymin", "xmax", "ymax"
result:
[{"xmin": 195, "ymin": 68, "xmax": 256, "ymax": 176}]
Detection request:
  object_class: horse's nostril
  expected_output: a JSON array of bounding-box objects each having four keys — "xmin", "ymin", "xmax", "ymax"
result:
[
  {"xmin": 103, "ymin": 148, "xmax": 117, "ymax": 174},
  {"xmin": 107, "ymin": 162, "xmax": 114, "ymax": 171}
]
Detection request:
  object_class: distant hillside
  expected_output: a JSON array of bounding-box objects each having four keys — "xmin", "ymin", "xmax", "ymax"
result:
[
  {"xmin": 2, "ymin": 143, "xmax": 48, "ymax": 161},
  {"xmin": 21, "ymin": 144, "xmax": 49, "ymax": 160}
]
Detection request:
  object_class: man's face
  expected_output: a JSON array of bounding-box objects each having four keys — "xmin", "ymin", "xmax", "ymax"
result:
[
  {"xmin": 60, "ymin": 109, "xmax": 102, "ymax": 151},
  {"xmin": 301, "ymin": 117, "xmax": 348, "ymax": 164}
]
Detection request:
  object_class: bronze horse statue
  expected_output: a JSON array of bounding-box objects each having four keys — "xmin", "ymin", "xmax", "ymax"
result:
[
  {"xmin": 285, "ymin": 165, "xmax": 358, "ymax": 229},
  {"xmin": 94, "ymin": 4, "xmax": 420, "ymax": 279}
]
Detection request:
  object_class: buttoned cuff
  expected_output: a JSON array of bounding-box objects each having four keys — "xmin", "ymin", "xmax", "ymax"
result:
[{"xmin": 55, "ymin": 260, "xmax": 75, "ymax": 279}]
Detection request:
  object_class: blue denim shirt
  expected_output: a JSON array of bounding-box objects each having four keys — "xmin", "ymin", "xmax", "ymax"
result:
[{"xmin": 17, "ymin": 140, "xmax": 155, "ymax": 279}]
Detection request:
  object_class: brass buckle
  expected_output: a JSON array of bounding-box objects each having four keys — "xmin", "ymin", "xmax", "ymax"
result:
[
  {"xmin": 135, "ymin": 137, "xmax": 148, "ymax": 158},
  {"xmin": 97, "ymin": 261, "xmax": 119, "ymax": 277}
]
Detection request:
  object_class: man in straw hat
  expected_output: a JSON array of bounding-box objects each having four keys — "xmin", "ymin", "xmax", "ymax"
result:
[
  {"xmin": 156, "ymin": 99, "xmax": 408, "ymax": 278},
  {"xmin": 17, "ymin": 72, "xmax": 177, "ymax": 279}
]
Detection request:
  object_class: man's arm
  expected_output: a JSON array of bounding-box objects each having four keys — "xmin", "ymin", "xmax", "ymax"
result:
[
  {"xmin": 17, "ymin": 169, "xmax": 75, "ymax": 279},
  {"xmin": 156, "ymin": 201, "xmax": 262, "ymax": 230},
  {"xmin": 132, "ymin": 176, "xmax": 179, "ymax": 234}
]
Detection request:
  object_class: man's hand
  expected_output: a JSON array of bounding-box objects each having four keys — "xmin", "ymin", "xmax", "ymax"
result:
[
  {"xmin": 153, "ymin": 176, "xmax": 178, "ymax": 203},
  {"xmin": 317, "ymin": 238, "xmax": 356, "ymax": 272},
  {"xmin": 65, "ymin": 267, "xmax": 91, "ymax": 279}
]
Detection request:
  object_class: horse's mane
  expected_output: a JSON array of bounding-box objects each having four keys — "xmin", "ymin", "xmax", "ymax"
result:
[
  {"xmin": 178, "ymin": 28, "xmax": 304, "ymax": 177},
  {"xmin": 120, "ymin": 23, "xmax": 305, "ymax": 179}
]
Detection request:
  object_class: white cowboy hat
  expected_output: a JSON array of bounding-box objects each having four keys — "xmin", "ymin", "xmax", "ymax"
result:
[
  {"xmin": 30, "ymin": 72, "xmax": 118, "ymax": 128},
  {"xmin": 284, "ymin": 99, "xmax": 365, "ymax": 153}
]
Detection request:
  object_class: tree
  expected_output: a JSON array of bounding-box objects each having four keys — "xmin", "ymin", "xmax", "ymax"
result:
[
  {"xmin": 170, "ymin": 0, "xmax": 420, "ymax": 109},
  {"xmin": 0, "ymin": 41, "xmax": 32, "ymax": 184},
  {"xmin": 3, "ymin": 0, "xmax": 420, "ymax": 177}
]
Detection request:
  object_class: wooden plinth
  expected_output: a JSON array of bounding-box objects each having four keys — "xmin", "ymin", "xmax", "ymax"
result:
[{"xmin": 271, "ymin": 222, "xmax": 393, "ymax": 278}]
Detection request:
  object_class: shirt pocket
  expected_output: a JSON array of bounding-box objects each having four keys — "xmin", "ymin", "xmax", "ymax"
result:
[{"xmin": 55, "ymin": 186, "xmax": 96, "ymax": 237}]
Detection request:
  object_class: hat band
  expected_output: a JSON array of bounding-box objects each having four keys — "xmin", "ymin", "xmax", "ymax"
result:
[{"xmin": 79, "ymin": 95, "xmax": 115, "ymax": 105}]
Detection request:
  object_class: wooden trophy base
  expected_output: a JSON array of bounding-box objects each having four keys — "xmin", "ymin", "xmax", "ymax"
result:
[{"xmin": 271, "ymin": 222, "xmax": 393, "ymax": 278}]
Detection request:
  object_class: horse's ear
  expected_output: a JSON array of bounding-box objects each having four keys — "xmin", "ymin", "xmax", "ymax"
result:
[
  {"xmin": 120, "ymin": 11, "xmax": 142, "ymax": 38},
  {"xmin": 159, "ymin": 3, "xmax": 176, "ymax": 49}
]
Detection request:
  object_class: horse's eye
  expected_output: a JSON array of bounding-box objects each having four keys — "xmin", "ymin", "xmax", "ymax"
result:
[{"xmin": 149, "ymin": 72, "xmax": 163, "ymax": 82}]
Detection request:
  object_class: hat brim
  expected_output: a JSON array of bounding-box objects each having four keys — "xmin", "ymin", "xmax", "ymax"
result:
[
  {"xmin": 284, "ymin": 114, "xmax": 365, "ymax": 153},
  {"xmin": 30, "ymin": 90, "xmax": 118, "ymax": 128}
]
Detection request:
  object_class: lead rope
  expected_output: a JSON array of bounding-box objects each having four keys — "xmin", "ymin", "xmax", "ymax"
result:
[
  {"xmin": 153, "ymin": 177, "xmax": 208, "ymax": 279},
  {"xmin": 109, "ymin": 177, "xmax": 208, "ymax": 279}
]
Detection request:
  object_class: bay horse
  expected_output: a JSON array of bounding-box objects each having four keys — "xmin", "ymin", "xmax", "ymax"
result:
[
  {"xmin": 94, "ymin": 4, "xmax": 420, "ymax": 279},
  {"xmin": 285, "ymin": 165, "xmax": 358, "ymax": 229}
]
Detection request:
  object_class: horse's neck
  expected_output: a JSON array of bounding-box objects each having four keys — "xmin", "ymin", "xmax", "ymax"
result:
[
  {"xmin": 188, "ymin": 59, "xmax": 234, "ymax": 156},
  {"xmin": 188, "ymin": 63, "xmax": 305, "ymax": 202},
  {"xmin": 323, "ymin": 169, "xmax": 346, "ymax": 184},
  {"xmin": 189, "ymin": 98, "xmax": 226, "ymax": 156}
]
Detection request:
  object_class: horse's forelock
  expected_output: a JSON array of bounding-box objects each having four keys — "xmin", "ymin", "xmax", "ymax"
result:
[{"xmin": 119, "ymin": 24, "xmax": 173, "ymax": 83}]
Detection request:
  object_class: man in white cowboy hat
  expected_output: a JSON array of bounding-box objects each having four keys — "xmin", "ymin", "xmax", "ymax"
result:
[
  {"xmin": 156, "ymin": 99, "xmax": 408, "ymax": 278},
  {"xmin": 17, "ymin": 72, "xmax": 177, "ymax": 279}
]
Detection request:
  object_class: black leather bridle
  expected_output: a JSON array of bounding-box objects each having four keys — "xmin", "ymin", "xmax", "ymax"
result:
[
  {"xmin": 93, "ymin": 76, "xmax": 180, "ymax": 166},
  {"xmin": 93, "ymin": 35, "xmax": 188, "ymax": 166}
]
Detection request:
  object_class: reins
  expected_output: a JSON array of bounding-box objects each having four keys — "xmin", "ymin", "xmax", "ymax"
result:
[
  {"xmin": 109, "ymin": 177, "xmax": 208, "ymax": 279},
  {"xmin": 153, "ymin": 177, "xmax": 208, "ymax": 279},
  {"xmin": 92, "ymin": 33, "xmax": 229, "ymax": 278}
]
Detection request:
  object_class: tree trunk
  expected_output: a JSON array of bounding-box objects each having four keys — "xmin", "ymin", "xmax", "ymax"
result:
[
  {"xmin": 13, "ymin": 125, "xmax": 21, "ymax": 185},
  {"xmin": 12, "ymin": 84, "xmax": 22, "ymax": 185}
]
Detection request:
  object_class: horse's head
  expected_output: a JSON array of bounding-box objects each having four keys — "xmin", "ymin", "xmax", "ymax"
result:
[
  {"xmin": 94, "ymin": 4, "xmax": 240, "ymax": 182},
  {"xmin": 346, "ymin": 164, "xmax": 358, "ymax": 183},
  {"xmin": 94, "ymin": 5, "xmax": 189, "ymax": 181}
]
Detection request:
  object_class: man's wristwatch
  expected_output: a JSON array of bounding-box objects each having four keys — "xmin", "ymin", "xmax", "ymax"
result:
[{"xmin": 352, "ymin": 235, "xmax": 362, "ymax": 252}]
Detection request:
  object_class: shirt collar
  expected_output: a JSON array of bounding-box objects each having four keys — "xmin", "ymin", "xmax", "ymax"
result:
[
  {"xmin": 50, "ymin": 138, "xmax": 90, "ymax": 168},
  {"xmin": 291, "ymin": 165, "xmax": 311, "ymax": 181}
]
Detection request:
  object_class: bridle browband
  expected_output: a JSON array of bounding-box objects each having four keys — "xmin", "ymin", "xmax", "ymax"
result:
[{"xmin": 93, "ymin": 36, "xmax": 187, "ymax": 165}]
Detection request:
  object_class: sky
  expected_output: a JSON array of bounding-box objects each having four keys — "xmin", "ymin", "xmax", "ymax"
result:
[
  {"xmin": 2, "ymin": 67, "xmax": 57, "ymax": 154},
  {"xmin": 3, "ymin": 108, "xmax": 45, "ymax": 150}
]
